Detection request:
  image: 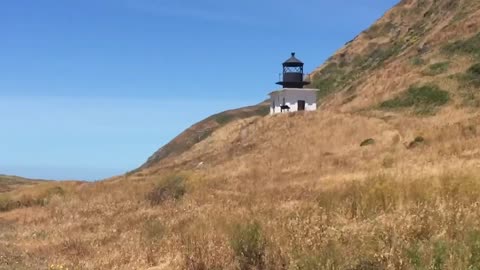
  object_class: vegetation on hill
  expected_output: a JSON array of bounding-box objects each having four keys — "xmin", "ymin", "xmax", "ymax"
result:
[{"xmin": 379, "ymin": 84, "xmax": 450, "ymax": 114}]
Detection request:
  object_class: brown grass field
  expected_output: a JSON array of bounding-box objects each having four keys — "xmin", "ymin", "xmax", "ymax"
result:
[{"xmin": 2, "ymin": 108, "xmax": 480, "ymax": 269}]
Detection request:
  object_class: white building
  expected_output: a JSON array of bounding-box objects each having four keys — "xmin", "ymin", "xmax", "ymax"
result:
[
  {"xmin": 269, "ymin": 53, "xmax": 318, "ymax": 115},
  {"xmin": 269, "ymin": 88, "xmax": 318, "ymax": 114}
]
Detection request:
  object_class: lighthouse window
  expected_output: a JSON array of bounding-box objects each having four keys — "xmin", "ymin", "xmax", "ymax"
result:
[{"xmin": 284, "ymin": 66, "xmax": 303, "ymax": 73}]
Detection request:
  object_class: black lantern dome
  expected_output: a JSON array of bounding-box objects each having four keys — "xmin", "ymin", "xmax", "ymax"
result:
[{"xmin": 276, "ymin": 52, "xmax": 310, "ymax": 88}]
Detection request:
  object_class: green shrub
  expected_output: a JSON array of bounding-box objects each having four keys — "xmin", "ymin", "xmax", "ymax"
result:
[
  {"xmin": 424, "ymin": 62, "xmax": 450, "ymax": 76},
  {"xmin": 230, "ymin": 221, "xmax": 266, "ymax": 270},
  {"xmin": 147, "ymin": 174, "xmax": 186, "ymax": 205},
  {"xmin": 379, "ymin": 85, "xmax": 450, "ymax": 114},
  {"xmin": 412, "ymin": 57, "xmax": 426, "ymax": 66},
  {"xmin": 442, "ymin": 33, "xmax": 480, "ymax": 58}
]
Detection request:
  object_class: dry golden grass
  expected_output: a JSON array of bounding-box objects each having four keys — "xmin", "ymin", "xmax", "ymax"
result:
[{"xmin": 2, "ymin": 106, "xmax": 480, "ymax": 269}]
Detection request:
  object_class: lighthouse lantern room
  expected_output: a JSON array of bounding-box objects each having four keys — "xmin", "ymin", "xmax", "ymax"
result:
[{"xmin": 269, "ymin": 53, "xmax": 318, "ymax": 114}]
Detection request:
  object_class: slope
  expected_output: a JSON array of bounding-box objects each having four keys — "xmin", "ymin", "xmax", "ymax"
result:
[
  {"xmin": 138, "ymin": 102, "xmax": 269, "ymax": 171},
  {"xmin": 0, "ymin": 174, "xmax": 44, "ymax": 193},
  {"xmin": 142, "ymin": 0, "xmax": 480, "ymax": 170},
  {"xmin": 310, "ymin": 0, "xmax": 480, "ymax": 112}
]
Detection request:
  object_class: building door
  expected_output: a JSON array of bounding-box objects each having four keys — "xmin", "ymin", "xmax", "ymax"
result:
[{"xmin": 298, "ymin": 100, "xmax": 305, "ymax": 111}]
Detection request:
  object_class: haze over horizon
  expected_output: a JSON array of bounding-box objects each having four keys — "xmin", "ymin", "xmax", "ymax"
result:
[{"xmin": 1, "ymin": 0, "xmax": 399, "ymax": 180}]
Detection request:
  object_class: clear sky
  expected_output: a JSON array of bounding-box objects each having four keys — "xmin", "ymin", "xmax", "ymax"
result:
[{"xmin": 0, "ymin": 0, "xmax": 399, "ymax": 181}]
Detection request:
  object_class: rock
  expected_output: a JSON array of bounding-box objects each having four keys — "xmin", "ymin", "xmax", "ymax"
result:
[{"xmin": 360, "ymin": 138, "xmax": 376, "ymax": 147}]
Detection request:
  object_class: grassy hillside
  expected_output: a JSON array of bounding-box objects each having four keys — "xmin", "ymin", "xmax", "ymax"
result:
[
  {"xmin": 2, "ymin": 0, "xmax": 480, "ymax": 269},
  {"xmin": 310, "ymin": 0, "xmax": 480, "ymax": 112},
  {"xmin": 138, "ymin": 102, "xmax": 270, "ymax": 171},
  {"xmin": 0, "ymin": 175, "xmax": 43, "ymax": 193}
]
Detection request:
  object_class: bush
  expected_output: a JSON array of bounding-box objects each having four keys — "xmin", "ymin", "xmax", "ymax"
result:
[
  {"xmin": 142, "ymin": 219, "xmax": 165, "ymax": 244},
  {"xmin": 230, "ymin": 221, "xmax": 266, "ymax": 270},
  {"xmin": 468, "ymin": 63, "xmax": 480, "ymax": 76},
  {"xmin": 411, "ymin": 57, "xmax": 426, "ymax": 66},
  {"xmin": 215, "ymin": 113, "xmax": 236, "ymax": 125},
  {"xmin": 147, "ymin": 174, "xmax": 186, "ymax": 205},
  {"xmin": 379, "ymin": 85, "xmax": 450, "ymax": 115},
  {"xmin": 468, "ymin": 230, "xmax": 480, "ymax": 269},
  {"xmin": 0, "ymin": 194, "xmax": 17, "ymax": 212},
  {"xmin": 458, "ymin": 63, "xmax": 480, "ymax": 87},
  {"xmin": 424, "ymin": 62, "xmax": 450, "ymax": 76},
  {"xmin": 442, "ymin": 33, "xmax": 480, "ymax": 58},
  {"xmin": 406, "ymin": 243, "xmax": 424, "ymax": 269},
  {"xmin": 0, "ymin": 186, "xmax": 65, "ymax": 212}
]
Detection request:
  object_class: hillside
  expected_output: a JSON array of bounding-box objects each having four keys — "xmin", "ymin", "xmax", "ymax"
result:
[
  {"xmin": 0, "ymin": 174, "xmax": 44, "ymax": 193},
  {"xmin": 310, "ymin": 0, "xmax": 480, "ymax": 112},
  {"xmin": 142, "ymin": 0, "xmax": 480, "ymax": 170},
  {"xmin": 139, "ymin": 102, "xmax": 269, "ymax": 171},
  {"xmin": 2, "ymin": 0, "xmax": 480, "ymax": 269}
]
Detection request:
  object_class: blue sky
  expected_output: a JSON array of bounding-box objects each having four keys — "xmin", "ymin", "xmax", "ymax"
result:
[{"xmin": 0, "ymin": 0, "xmax": 398, "ymax": 180}]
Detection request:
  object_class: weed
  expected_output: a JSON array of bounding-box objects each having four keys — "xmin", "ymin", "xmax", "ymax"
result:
[
  {"xmin": 406, "ymin": 243, "xmax": 424, "ymax": 270},
  {"xmin": 468, "ymin": 230, "xmax": 480, "ymax": 269},
  {"xmin": 146, "ymin": 174, "xmax": 186, "ymax": 205},
  {"xmin": 432, "ymin": 241, "xmax": 448, "ymax": 270},
  {"xmin": 142, "ymin": 219, "xmax": 165, "ymax": 244},
  {"xmin": 0, "ymin": 194, "xmax": 16, "ymax": 212},
  {"xmin": 230, "ymin": 221, "xmax": 266, "ymax": 270},
  {"xmin": 382, "ymin": 156, "xmax": 395, "ymax": 168},
  {"xmin": 60, "ymin": 238, "xmax": 90, "ymax": 258},
  {"xmin": 349, "ymin": 260, "xmax": 383, "ymax": 270}
]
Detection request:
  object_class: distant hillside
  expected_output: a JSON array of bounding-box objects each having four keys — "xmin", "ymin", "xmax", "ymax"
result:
[
  {"xmin": 0, "ymin": 174, "xmax": 44, "ymax": 193},
  {"xmin": 139, "ymin": 101, "xmax": 269, "ymax": 170}
]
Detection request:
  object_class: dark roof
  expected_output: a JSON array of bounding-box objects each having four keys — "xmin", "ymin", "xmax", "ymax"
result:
[{"xmin": 283, "ymin": 52, "xmax": 304, "ymax": 66}]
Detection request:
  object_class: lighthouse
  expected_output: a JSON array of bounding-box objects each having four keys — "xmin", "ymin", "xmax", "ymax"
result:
[{"xmin": 269, "ymin": 53, "xmax": 318, "ymax": 114}]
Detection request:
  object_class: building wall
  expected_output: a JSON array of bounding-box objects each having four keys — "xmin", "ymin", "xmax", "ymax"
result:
[{"xmin": 269, "ymin": 89, "xmax": 317, "ymax": 114}]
